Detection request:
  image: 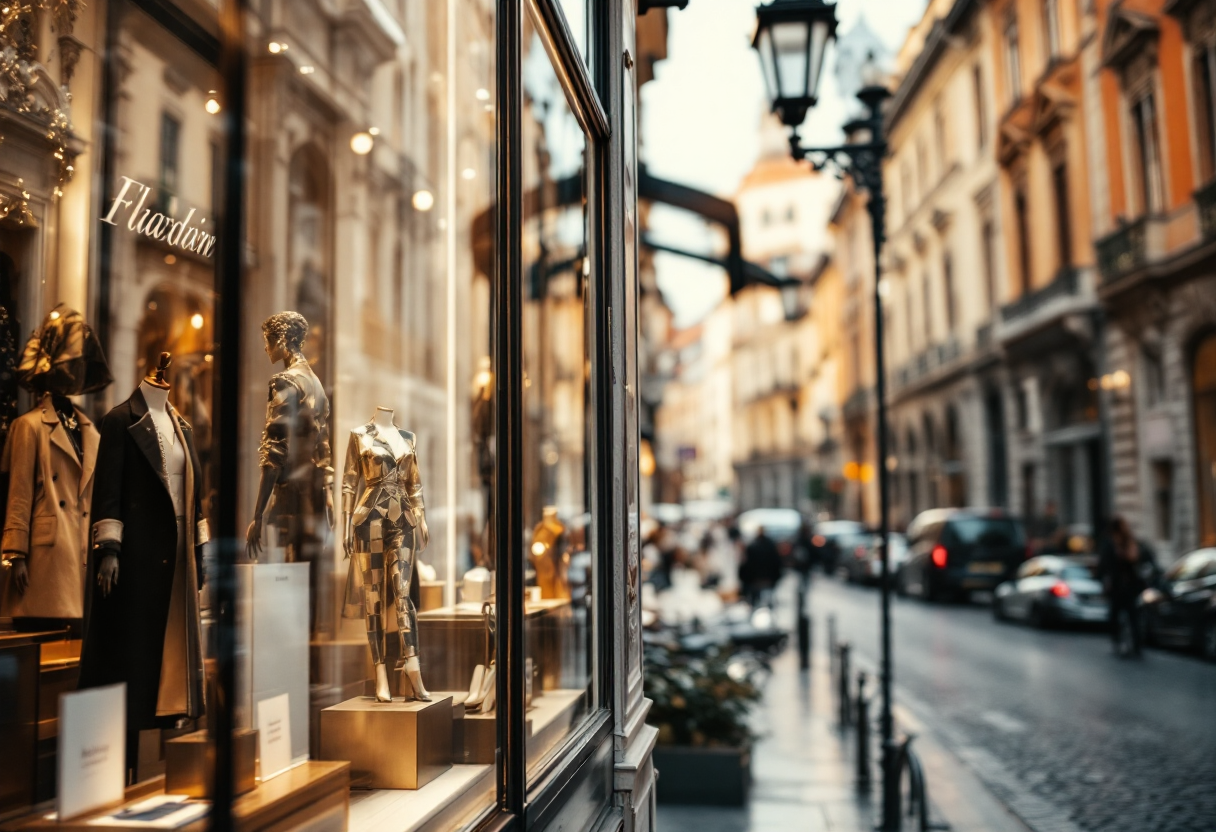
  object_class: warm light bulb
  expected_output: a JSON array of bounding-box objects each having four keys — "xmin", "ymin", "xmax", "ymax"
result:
[
  {"xmin": 190, "ymin": 313, "xmax": 205, "ymax": 330},
  {"xmin": 531, "ymin": 542, "xmax": 546, "ymax": 556},
  {"xmin": 49, "ymin": 311, "xmax": 60, "ymax": 320},
  {"xmin": 205, "ymin": 97, "xmax": 221, "ymax": 115},
  {"xmin": 267, "ymin": 41, "xmax": 286, "ymax": 53},
  {"xmin": 350, "ymin": 132, "xmax": 374, "ymax": 155},
  {"xmin": 412, "ymin": 190, "xmax": 435, "ymax": 211},
  {"xmin": 299, "ymin": 65, "xmax": 315, "ymax": 75},
  {"xmin": 461, "ymin": 167, "xmax": 476, "ymax": 180},
  {"xmin": 164, "ymin": 254, "xmax": 176, "ymax": 265},
  {"xmin": 368, "ymin": 126, "xmax": 380, "ymax": 136},
  {"xmin": 475, "ymin": 88, "xmax": 490, "ymax": 101}
]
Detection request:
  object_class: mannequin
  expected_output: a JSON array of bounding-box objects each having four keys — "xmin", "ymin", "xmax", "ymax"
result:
[
  {"xmin": 341, "ymin": 407, "xmax": 431, "ymax": 703},
  {"xmin": 79, "ymin": 352, "xmax": 208, "ymax": 779},
  {"xmin": 529, "ymin": 507, "xmax": 570, "ymax": 600},
  {"xmin": 246, "ymin": 311, "xmax": 333, "ymax": 564},
  {"xmin": 1, "ymin": 305, "xmax": 110, "ymax": 632}
]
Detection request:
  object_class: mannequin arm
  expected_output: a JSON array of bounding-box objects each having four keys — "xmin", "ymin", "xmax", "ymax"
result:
[
  {"xmin": 245, "ymin": 465, "xmax": 279, "ymax": 559},
  {"xmin": 5, "ymin": 556, "xmax": 28, "ymax": 595}
]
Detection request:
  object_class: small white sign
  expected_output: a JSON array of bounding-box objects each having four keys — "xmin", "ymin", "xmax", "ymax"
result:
[
  {"xmin": 256, "ymin": 693, "xmax": 291, "ymax": 781},
  {"xmin": 59, "ymin": 684, "xmax": 126, "ymax": 821}
]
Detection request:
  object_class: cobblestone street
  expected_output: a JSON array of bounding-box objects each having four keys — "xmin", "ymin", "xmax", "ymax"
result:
[{"xmin": 816, "ymin": 578, "xmax": 1216, "ymax": 832}]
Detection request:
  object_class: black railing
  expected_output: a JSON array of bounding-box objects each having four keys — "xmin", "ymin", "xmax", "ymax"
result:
[
  {"xmin": 1096, "ymin": 217, "xmax": 1148, "ymax": 282},
  {"xmin": 1000, "ymin": 267, "xmax": 1080, "ymax": 323},
  {"xmin": 1196, "ymin": 180, "xmax": 1216, "ymax": 242}
]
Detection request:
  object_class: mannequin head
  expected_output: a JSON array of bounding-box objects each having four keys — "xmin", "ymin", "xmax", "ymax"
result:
[{"xmin": 261, "ymin": 311, "xmax": 309, "ymax": 364}]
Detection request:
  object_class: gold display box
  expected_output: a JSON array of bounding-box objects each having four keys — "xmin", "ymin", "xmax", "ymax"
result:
[
  {"xmin": 164, "ymin": 729, "xmax": 258, "ymax": 798},
  {"xmin": 319, "ymin": 695, "xmax": 452, "ymax": 790}
]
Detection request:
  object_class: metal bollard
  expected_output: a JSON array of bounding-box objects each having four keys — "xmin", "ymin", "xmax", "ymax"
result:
[
  {"xmin": 796, "ymin": 572, "xmax": 811, "ymax": 671},
  {"xmin": 828, "ymin": 614, "xmax": 838, "ymax": 681},
  {"xmin": 855, "ymin": 672, "xmax": 871, "ymax": 791},
  {"xmin": 838, "ymin": 642, "xmax": 852, "ymax": 727}
]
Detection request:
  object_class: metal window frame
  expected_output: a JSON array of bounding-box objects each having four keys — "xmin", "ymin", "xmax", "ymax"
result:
[{"xmin": 97, "ymin": 0, "xmax": 625, "ymax": 828}]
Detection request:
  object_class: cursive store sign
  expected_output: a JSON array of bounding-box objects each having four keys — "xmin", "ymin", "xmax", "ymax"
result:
[{"xmin": 100, "ymin": 176, "xmax": 217, "ymax": 258}]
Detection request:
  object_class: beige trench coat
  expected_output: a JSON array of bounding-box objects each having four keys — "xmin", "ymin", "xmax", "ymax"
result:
[{"xmin": 1, "ymin": 395, "xmax": 99, "ymax": 619}]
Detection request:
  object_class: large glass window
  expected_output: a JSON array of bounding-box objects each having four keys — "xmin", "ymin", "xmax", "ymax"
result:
[{"xmin": 520, "ymin": 6, "xmax": 597, "ymax": 780}]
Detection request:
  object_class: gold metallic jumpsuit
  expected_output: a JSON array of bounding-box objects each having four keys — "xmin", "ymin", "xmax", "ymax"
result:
[{"xmin": 341, "ymin": 423, "xmax": 425, "ymax": 666}]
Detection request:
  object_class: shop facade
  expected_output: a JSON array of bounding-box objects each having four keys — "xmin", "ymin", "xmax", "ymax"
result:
[{"xmin": 0, "ymin": 1, "xmax": 655, "ymax": 831}]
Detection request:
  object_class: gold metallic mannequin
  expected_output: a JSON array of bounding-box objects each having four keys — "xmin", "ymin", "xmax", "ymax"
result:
[
  {"xmin": 530, "ymin": 506, "xmax": 570, "ymax": 600},
  {"xmin": 341, "ymin": 407, "xmax": 430, "ymax": 702}
]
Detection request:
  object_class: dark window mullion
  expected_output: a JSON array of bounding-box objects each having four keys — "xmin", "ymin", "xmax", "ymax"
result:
[{"xmin": 531, "ymin": 0, "xmax": 610, "ymax": 139}]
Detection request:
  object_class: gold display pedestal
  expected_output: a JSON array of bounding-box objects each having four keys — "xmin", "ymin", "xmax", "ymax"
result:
[
  {"xmin": 165, "ymin": 729, "xmax": 258, "ymax": 797},
  {"xmin": 320, "ymin": 696, "xmax": 452, "ymax": 789}
]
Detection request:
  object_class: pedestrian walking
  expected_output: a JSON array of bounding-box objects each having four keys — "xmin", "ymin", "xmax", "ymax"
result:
[
  {"xmin": 740, "ymin": 526, "xmax": 783, "ymax": 608},
  {"xmin": 1097, "ymin": 515, "xmax": 1158, "ymax": 657}
]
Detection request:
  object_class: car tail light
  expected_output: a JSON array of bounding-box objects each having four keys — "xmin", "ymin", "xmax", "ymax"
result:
[
  {"xmin": 931, "ymin": 545, "xmax": 948, "ymax": 568},
  {"xmin": 854, "ymin": 546, "xmax": 866, "ymax": 559},
  {"xmin": 812, "ymin": 535, "xmax": 826, "ymax": 547},
  {"xmin": 1051, "ymin": 582, "xmax": 1071, "ymax": 599}
]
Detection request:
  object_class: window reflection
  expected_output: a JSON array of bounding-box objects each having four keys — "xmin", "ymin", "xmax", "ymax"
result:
[{"xmin": 521, "ymin": 12, "xmax": 595, "ymax": 779}]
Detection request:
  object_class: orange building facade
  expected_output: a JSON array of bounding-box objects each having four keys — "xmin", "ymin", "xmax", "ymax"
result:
[{"xmin": 1090, "ymin": 0, "xmax": 1216, "ymax": 553}]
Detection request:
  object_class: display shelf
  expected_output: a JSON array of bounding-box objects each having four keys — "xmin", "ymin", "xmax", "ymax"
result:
[
  {"xmin": 347, "ymin": 765, "xmax": 493, "ymax": 832},
  {"xmin": 1, "ymin": 761, "xmax": 350, "ymax": 832},
  {"xmin": 525, "ymin": 690, "xmax": 584, "ymax": 769}
]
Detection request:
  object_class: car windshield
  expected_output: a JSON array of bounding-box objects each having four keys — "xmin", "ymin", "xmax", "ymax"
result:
[
  {"xmin": 1059, "ymin": 565, "xmax": 1093, "ymax": 581},
  {"xmin": 949, "ymin": 517, "xmax": 1025, "ymax": 546},
  {"xmin": 1165, "ymin": 549, "xmax": 1216, "ymax": 581}
]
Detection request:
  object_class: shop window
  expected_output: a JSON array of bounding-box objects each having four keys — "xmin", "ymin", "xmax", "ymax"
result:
[{"xmin": 521, "ymin": 9, "xmax": 597, "ymax": 780}]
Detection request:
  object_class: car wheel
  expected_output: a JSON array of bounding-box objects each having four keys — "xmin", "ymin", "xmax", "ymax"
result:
[{"xmin": 1201, "ymin": 618, "xmax": 1216, "ymax": 663}]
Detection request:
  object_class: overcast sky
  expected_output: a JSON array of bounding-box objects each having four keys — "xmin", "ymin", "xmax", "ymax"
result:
[{"xmin": 641, "ymin": 0, "xmax": 929, "ymax": 326}]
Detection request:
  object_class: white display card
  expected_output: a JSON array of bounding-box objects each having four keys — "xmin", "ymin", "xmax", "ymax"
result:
[
  {"xmin": 58, "ymin": 684, "xmax": 126, "ymax": 820},
  {"xmin": 256, "ymin": 692, "xmax": 292, "ymax": 781}
]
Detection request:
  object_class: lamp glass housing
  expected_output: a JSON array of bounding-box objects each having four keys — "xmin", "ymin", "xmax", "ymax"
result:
[
  {"xmin": 752, "ymin": 0, "xmax": 838, "ymax": 128},
  {"xmin": 780, "ymin": 280, "xmax": 803, "ymax": 321}
]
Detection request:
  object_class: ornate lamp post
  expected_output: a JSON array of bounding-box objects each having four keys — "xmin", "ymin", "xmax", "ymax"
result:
[{"xmin": 753, "ymin": 3, "xmax": 899, "ymax": 829}]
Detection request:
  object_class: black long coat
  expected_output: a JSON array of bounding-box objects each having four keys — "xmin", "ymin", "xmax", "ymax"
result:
[{"xmin": 78, "ymin": 388, "xmax": 206, "ymax": 731}]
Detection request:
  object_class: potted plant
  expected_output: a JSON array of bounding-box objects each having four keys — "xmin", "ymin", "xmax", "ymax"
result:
[{"xmin": 645, "ymin": 644, "xmax": 765, "ymax": 806}]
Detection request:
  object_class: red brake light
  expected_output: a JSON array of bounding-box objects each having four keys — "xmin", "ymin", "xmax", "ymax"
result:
[
  {"xmin": 1051, "ymin": 582, "xmax": 1071, "ymax": 599},
  {"xmin": 854, "ymin": 546, "xmax": 866, "ymax": 559},
  {"xmin": 931, "ymin": 545, "xmax": 948, "ymax": 568},
  {"xmin": 812, "ymin": 535, "xmax": 826, "ymax": 547}
]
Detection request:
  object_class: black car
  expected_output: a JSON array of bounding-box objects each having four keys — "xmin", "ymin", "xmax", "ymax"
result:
[
  {"xmin": 900, "ymin": 508, "xmax": 1029, "ymax": 602},
  {"xmin": 1139, "ymin": 547, "xmax": 1216, "ymax": 662},
  {"xmin": 813, "ymin": 520, "xmax": 868, "ymax": 575}
]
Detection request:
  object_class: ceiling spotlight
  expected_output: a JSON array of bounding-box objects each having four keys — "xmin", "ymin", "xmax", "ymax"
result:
[
  {"xmin": 350, "ymin": 132, "xmax": 375, "ymax": 155},
  {"xmin": 205, "ymin": 96, "xmax": 221, "ymax": 114},
  {"xmin": 190, "ymin": 313, "xmax": 205, "ymax": 330},
  {"xmin": 299, "ymin": 65, "xmax": 315, "ymax": 75},
  {"xmin": 267, "ymin": 41, "xmax": 288, "ymax": 53},
  {"xmin": 461, "ymin": 167, "xmax": 476, "ymax": 180},
  {"xmin": 412, "ymin": 190, "xmax": 435, "ymax": 211},
  {"xmin": 164, "ymin": 254, "xmax": 177, "ymax": 265},
  {"xmin": 475, "ymin": 88, "xmax": 491, "ymax": 101},
  {"xmin": 368, "ymin": 126, "xmax": 381, "ymax": 136}
]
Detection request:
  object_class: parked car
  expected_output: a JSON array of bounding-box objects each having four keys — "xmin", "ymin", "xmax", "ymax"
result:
[
  {"xmin": 993, "ymin": 556, "xmax": 1107, "ymax": 628},
  {"xmin": 900, "ymin": 508, "xmax": 1029, "ymax": 602},
  {"xmin": 812, "ymin": 519, "xmax": 868, "ymax": 574},
  {"xmin": 840, "ymin": 533, "xmax": 909, "ymax": 585},
  {"xmin": 736, "ymin": 508, "xmax": 803, "ymax": 559},
  {"xmin": 1139, "ymin": 547, "xmax": 1216, "ymax": 661}
]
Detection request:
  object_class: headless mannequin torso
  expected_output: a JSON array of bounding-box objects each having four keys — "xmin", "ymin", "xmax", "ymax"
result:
[
  {"xmin": 372, "ymin": 407, "xmax": 408, "ymax": 458},
  {"xmin": 139, "ymin": 381, "xmax": 186, "ymax": 515}
]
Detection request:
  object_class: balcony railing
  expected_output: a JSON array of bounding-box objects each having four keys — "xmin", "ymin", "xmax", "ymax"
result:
[
  {"xmin": 1196, "ymin": 180, "xmax": 1216, "ymax": 242},
  {"xmin": 892, "ymin": 337, "xmax": 962, "ymax": 390},
  {"xmin": 1000, "ymin": 267, "xmax": 1080, "ymax": 324},
  {"xmin": 1096, "ymin": 218, "xmax": 1148, "ymax": 283}
]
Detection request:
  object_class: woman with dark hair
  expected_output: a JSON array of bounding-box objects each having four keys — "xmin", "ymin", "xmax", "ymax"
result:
[{"xmin": 1098, "ymin": 515, "xmax": 1158, "ymax": 657}]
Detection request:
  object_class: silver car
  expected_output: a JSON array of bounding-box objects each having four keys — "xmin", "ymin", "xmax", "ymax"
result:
[{"xmin": 993, "ymin": 556, "xmax": 1108, "ymax": 628}]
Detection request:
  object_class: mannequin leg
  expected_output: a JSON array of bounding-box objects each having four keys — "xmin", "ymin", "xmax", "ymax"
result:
[
  {"xmin": 358, "ymin": 548, "xmax": 387, "ymax": 667},
  {"xmin": 388, "ymin": 530, "xmax": 430, "ymax": 701}
]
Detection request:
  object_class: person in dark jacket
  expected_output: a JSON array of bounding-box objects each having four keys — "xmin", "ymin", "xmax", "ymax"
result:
[
  {"xmin": 1097, "ymin": 515, "xmax": 1158, "ymax": 657},
  {"xmin": 741, "ymin": 527, "xmax": 783, "ymax": 607}
]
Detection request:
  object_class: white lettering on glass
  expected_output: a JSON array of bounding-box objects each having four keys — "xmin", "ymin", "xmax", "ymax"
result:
[{"xmin": 100, "ymin": 176, "xmax": 217, "ymax": 258}]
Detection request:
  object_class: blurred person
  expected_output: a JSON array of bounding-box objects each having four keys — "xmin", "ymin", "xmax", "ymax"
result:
[
  {"xmin": 1097, "ymin": 515, "xmax": 1158, "ymax": 657},
  {"xmin": 740, "ymin": 525, "xmax": 782, "ymax": 608},
  {"xmin": 791, "ymin": 521, "xmax": 821, "ymax": 580}
]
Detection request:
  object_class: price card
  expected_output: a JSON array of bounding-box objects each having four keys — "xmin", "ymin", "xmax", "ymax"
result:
[
  {"xmin": 59, "ymin": 684, "xmax": 126, "ymax": 820},
  {"xmin": 256, "ymin": 693, "xmax": 291, "ymax": 781}
]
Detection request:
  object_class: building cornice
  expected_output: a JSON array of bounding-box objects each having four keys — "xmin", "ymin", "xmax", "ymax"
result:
[{"xmin": 886, "ymin": 0, "xmax": 979, "ymax": 133}]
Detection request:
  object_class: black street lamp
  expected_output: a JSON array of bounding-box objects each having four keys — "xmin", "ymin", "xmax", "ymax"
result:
[{"xmin": 753, "ymin": 3, "xmax": 899, "ymax": 829}]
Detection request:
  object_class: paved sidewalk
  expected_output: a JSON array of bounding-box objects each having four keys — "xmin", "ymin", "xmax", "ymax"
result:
[{"xmin": 657, "ymin": 590, "xmax": 1033, "ymax": 831}]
